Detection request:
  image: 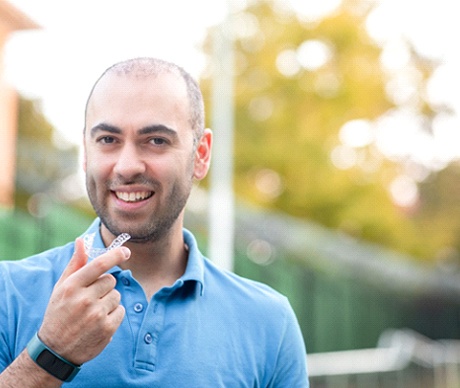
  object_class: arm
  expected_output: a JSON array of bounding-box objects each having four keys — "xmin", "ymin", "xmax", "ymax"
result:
[
  {"xmin": 0, "ymin": 238, "xmax": 131, "ymax": 386},
  {"xmin": 0, "ymin": 351, "xmax": 63, "ymax": 388},
  {"xmin": 269, "ymin": 301, "xmax": 309, "ymax": 388}
]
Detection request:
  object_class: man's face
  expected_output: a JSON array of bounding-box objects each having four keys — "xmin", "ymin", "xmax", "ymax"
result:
[{"xmin": 84, "ymin": 71, "xmax": 203, "ymax": 243}]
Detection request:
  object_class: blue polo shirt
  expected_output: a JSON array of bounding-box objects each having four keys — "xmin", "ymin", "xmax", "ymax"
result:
[{"xmin": 0, "ymin": 219, "xmax": 309, "ymax": 387}]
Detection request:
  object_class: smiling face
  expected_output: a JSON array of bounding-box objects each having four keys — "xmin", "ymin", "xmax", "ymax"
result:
[{"xmin": 84, "ymin": 70, "xmax": 210, "ymax": 243}]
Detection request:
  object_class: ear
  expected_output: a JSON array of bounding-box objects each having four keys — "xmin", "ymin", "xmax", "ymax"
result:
[{"xmin": 193, "ymin": 128, "xmax": 213, "ymax": 180}]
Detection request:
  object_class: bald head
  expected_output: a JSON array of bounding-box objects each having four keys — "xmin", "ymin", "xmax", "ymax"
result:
[{"xmin": 85, "ymin": 57, "xmax": 205, "ymax": 144}]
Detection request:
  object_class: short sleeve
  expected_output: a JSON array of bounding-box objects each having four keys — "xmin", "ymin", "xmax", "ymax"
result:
[
  {"xmin": 268, "ymin": 299, "xmax": 309, "ymax": 387},
  {"xmin": 0, "ymin": 265, "xmax": 14, "ymax": 371}
]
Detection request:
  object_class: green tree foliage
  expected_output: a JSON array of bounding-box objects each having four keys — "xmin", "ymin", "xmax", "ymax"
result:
[
  {"xmin": 415, "ymin": 162, "xmax": 460, "ymax": 265},
  {"xmin": 15, "ymin": 97, "xmax": 79, "ymax": 208},
  {"xmin": 201, "ymin": 0, "xmax": 444, "ymax": 262}
]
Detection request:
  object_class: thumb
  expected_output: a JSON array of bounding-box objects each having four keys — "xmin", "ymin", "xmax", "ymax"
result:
[{"xmin": 57, "ymin": 237, "xmax": 88, "ymax": 285}]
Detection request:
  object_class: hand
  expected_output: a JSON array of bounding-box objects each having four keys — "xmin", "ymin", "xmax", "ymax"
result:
[{"xmin": 38, "ymin": 237, "xmax": 131, "ymax": 366}]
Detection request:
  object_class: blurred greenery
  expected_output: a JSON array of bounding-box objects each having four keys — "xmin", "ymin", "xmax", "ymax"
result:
[
  {"xmin": 9, "ymin": 0, "xmax": 460, "ymax": 267},
  {"xmin": 15, "ymin": 97, "xmax": 79, "ymax": 209},
  {"xmin": 200, "ymin": 0, "xmax": 456, "ymax": 264}
]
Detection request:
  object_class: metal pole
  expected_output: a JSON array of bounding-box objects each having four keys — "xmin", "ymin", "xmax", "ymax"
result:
[{"xmin": 208, "ymin": 1, "xmax": 235, "ymax": 271}]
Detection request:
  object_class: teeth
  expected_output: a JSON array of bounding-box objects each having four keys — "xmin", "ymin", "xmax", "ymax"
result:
[{"xmin": 116, "ymin": 191, "xmax": 152, "ymax": 202}]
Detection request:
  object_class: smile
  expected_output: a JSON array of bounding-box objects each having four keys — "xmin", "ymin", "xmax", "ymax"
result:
[{"xmin": 115, "ymin": 191, "xmax": 154, "ymax": 203}]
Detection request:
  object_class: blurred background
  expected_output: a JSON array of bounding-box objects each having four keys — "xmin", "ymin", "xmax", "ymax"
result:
[{"xmin": 1, "ymin": 0, "xmax": 460, "ymax": 386}]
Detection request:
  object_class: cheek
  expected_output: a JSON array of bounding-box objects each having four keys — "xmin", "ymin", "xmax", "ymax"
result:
[
  {"xmin": 85, "ymin": 155, "xmax": 111, "ymax": 182},
  {"xmin": 153, "ymin": 154, "xmax": 188, "ymax": 174},
  {"xmin": 183, "ymin": 153, "xmax": 197, "ymax": 180}
]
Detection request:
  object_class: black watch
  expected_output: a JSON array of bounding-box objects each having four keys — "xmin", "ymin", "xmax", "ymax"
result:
[{"xmin": 27, "ymin": 332, "xmax": 81, "ymax": 382}]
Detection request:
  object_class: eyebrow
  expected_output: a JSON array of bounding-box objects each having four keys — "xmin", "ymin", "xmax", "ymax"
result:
[
  {"xmin": 90, "ymin": 123, "xmax": 121, "ymax": 138},
  {"xmin": 138, "ymin": 124, "xmax": 178, "ymax": 139},
  {"xmin": 90, "ymin": 123, "xmax": 178, "ymax": 139}
]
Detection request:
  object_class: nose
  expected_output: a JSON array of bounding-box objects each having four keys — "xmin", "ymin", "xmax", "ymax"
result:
[{"xmin": 113, "ymin": 142, "xmax": 146, "ymax": 180}]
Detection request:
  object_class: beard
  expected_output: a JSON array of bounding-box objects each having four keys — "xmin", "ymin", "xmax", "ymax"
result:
[{"xmin": 86, "ymin": 174, "xmax": 193, "ymax": 243}]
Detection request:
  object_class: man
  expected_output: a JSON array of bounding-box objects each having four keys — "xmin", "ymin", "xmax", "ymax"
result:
[{"xmin": 0, "ymin": 57, "xmax": 309, "ymax": 387}]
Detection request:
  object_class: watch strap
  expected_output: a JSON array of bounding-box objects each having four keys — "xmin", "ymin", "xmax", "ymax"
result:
[{"xmin": 27, "ymin": 332, "xmax": 81, "ymax": 382}]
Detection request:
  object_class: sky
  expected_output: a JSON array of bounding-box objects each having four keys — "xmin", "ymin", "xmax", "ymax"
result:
[
  {"xmin": 3, "ymin": 0, "xmax": 352, "ymax": 147},
  {"xmin": 4, "ymin": 0, "xmax": 232, "ymax": 147},
  {"xmin": 4, "ymin": 0, "xmax": 460, "ymax": 191}
]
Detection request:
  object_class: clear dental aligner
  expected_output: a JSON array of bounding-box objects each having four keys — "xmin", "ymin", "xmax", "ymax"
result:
[{"xmin": 84, "ymin": 233, "xmax": 131, "ymax": 259}]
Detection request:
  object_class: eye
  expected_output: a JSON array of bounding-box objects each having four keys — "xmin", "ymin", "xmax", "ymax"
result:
[
  {"xmin": 98, "ymin": 136, "xmax": 116, "ymax": 144},
  {"xmin": 149, "ymin": 137, "xmax": 168, "ymax": 146}
]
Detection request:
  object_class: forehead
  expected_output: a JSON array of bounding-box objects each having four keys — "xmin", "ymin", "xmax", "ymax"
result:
[{"xmin": 86, "ymin": 71, "xmax": 190, "ymax": 128}]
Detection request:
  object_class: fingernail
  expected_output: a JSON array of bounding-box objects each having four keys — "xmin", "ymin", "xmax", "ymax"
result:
[{"xmin": 121, "ymin": 246, "xmax": 131, "ymax": 259}]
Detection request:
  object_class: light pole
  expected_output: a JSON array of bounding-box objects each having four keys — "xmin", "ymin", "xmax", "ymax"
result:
[{"xmin": 208, "ymin": 0, "xmax": 235, "ymax": 271}]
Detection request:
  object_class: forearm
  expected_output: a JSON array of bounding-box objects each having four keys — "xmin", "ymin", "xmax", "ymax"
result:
[
  {"xmin": 0, "ymin": 350, "xmax": 62, "ymax": 388},
  {"xmin": 0, "ymin": 243, "xmax": 129, "ymax": 387}
]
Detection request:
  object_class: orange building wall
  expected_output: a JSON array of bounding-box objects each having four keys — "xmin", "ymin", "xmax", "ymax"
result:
[{"xmin": 0, "ymin": 67, "xmax": 18, "ymax": 207}]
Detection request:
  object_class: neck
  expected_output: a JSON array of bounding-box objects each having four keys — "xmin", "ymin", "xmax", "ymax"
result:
[{"xmin": 101, "ymin": 224, "xmax": 188, "ymax": 300}]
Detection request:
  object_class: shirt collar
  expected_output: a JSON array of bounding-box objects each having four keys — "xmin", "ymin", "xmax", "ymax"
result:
[
  {"xmin": 182, "ymin": 228, "xmax": 205, "ymax": 296},
  {"xmin": 80, "ymin": 219, "xmax": 205, "ymax": 296}
]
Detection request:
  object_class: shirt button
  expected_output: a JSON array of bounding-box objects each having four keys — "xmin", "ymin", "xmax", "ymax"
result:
[
  {"xmin": 144, "ymin": 333, "xmax": 153, "ymax": 344},
  {"xmin": 133, "ymin": 303, "xmax": 144, "ymax": 313},
  {"xmin": 121, "ymin": 277, "xmax": 130, "ymax": 286}
]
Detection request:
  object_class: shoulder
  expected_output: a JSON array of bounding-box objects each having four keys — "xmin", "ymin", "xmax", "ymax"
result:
[
  {"xmin": 0, "ymin": 243, "xmax": 75, "ymax": 326},
  {"xmin": 0, "ymin": 242, "xmax": 75, "ymax": 289},
  {"xmin": 183, "ymin": 228, "xmax": 290, "ymax": 310},
  {"xmin": 203, "ymin": 257, "xmax": 292, "ymax": 313},
  {"xmin": 201, "ymin": 257, "xmax": 308, "ymax": 383}
]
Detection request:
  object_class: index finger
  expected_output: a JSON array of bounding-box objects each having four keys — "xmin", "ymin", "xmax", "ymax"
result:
[{"xmin": 70, "ymin": 246, "xmax": 131, "ymax": 286}]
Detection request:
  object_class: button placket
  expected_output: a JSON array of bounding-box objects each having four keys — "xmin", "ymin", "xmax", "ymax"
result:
[
  {"xmin": 116, "ymin": 272, "xmax": 148, "ymax": 354},
  {"xmin": 133, "ymin": 299, "xmax": 165, "ymax": 371}
]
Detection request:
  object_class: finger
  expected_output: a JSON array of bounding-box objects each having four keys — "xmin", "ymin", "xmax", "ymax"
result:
[
  {"xmin": 56, "ymin": 238, "xmax": 88, "ymax": 286},
  {"xmin": 89, "ymin": 273, "xmax": 117, "ymax": 298},
  {"xmin": 72, "ymin": 246, "xmax": 130, "ymax": 287},
  {"xmin": 100, "ymin": 288, "xmax": 122, "ymax": 315},
  {"xmin": 108, "ymin": 304, "xmax": 126, "ymax": 329}
]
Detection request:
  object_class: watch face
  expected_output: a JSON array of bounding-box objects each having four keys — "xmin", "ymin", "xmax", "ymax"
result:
[{"xmin": 37, "ymin": 349, "xmax": 74, "ymax": 381}]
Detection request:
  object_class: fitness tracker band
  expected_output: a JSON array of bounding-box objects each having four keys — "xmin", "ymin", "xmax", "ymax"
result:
[{"xmin": 27, "ymin": 332, "xmax": 81, "ymax": 382}]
